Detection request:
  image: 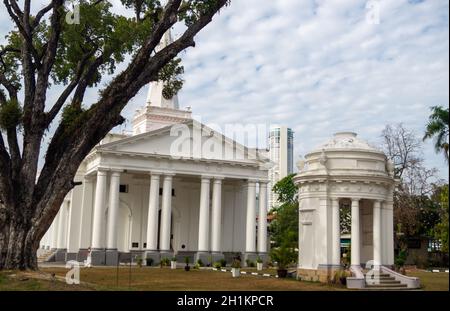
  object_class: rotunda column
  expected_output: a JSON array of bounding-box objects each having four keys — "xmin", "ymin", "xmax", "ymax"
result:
[{"xmin": 351, "ymin": 198, "xmax": 361, "ymax": 267}]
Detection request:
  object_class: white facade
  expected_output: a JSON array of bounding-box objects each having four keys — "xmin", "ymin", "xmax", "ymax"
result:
[
  {"xmin": 267, "ymin": 126, "xmax": 294, "ymax": 209},
  {"xmin": 39, "ymin": 77, "xmax": 271, "ymax": 265},
  {"xmin": 294, "ymin": 132, "xmax": 396, "ymax": 282}
]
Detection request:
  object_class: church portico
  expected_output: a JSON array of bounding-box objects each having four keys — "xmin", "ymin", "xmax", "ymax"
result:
[{"xmin": 48, "ymin": 140, "xmax": 271, "ymax": 266}]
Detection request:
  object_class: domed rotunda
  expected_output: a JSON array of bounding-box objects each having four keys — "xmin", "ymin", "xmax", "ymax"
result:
[{"xmin": 294, "ymin": 132, "xmax": 396, "ymax": 284}]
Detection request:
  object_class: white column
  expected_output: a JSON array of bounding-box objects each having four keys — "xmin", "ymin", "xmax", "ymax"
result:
[
  {"xmin": 67, "ymin": 178, "xmax": 84, "ymax": 254},
  {"xmin": 106, "ymin": 171, "xmax": 121, "ymax": 249},
  {"xmin": 373, "ymin": 200, "xmax": 382, "ymax": 267},
  {"xmin": 146, "ymin": 173, "xmax": 160, "ymax": 251},
  {"xmin": 211, "ymin": 178, "xmax": 223, "ymax": 253},
  {"xmin": 198, "ymin": 176, "xmax": 211, "ymax": 252},
  {"xmin": 386, "ymin": 201, "xmax": 395, "ymax": 266},
  {"xmin": 257, "ymin": 181, "xmax": 268, "ymax": 253},
  {"xmin": 245, "ymin": 180, "xmax": 257, "ymax": 253},
  {"xmin": 91, "ymin": 170, "xmax": 108, "ymax": 249},
  {"xmin": 159, "ymin": 174, "xmax": 174, "ymax": 252},
  {"xmin": 50, "ymin": 211, "xmax": 60, "ymax": 249},
  {"xmin": 331, "ymin": 198, "xmax": 341, "ymax": 266},
  {"xmin": 78, "ymin": 176, "xmax": 94, "ymax": 249},
  {"xmin": 56, "ymin": 200, "xmax": 69, "ymax": 249},
  {"xmin": 351, "ymin": 198, "xmax": 360, "ymax": 267}
]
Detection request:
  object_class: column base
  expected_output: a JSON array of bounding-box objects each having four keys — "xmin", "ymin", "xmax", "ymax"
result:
[
  {"xmin": 105, "ymin": 249, "xmax": 119, "ymax": 266},
  {"xmin": 77, "ymin": 249, "xmax": 89, "ymax": 262},
  {"xmin": 243, "ymin": 252, "xmax": 258, "ymax": 267},
  {"xmin": 91, "ymin": 249, "xmax": 106, "ymax": 266},
  {"xmin": 144, "ymin": 250, "xmax": 160, "ymax": 266},
  {"xmin": 54, "ymin": 249, "xmax": 67, "ymax": 262},
  {"xmin": 65, "ymin": 252, "xmax": 78, "ymax": 262},
  {"xmin": 195, "ymin": 251, "xmax": 212, "ymax": 266},
  {"xmin": 298, "ymin": 266, "xmax": 343, "ymax": 283}
]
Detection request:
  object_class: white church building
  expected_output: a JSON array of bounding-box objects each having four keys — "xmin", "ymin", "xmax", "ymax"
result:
[{"xmin": 39, "ymin": 74, "xmax": 273, "ymax": 266}]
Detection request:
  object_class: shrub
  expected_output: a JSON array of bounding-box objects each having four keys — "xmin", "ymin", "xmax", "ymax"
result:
[
  {"xmin": 184, "ymin": 256, "xmax": 190, "ymax": 264},
  {"xmin": 171, "ymin": 257, "xmax": 177, "ymax": 262},
  {"xmin": 146, "ymin": 258, "xmax": 154, "ymax": 266},
  {"xmin": 231, "ymin": 259, "xmax": 241, "ymax": 269},
  {"xmin": 197, "ymin": 259, "xmax": 204, "ymax": 267},
  {"xmin": 160, "ymin": 257, "xmax": 171, "ymax": 266},
  {"xmin": 213, "ymin": 262, "xmax": 222, "ymax": 269},
  {"xmin": 256, "ymin": 256, "xmax": 263, "ymax": 264},
  {"xmin": 219, "ymin": 258, "xmax": 227, "ymax": 267},
  {"xmin": 246, "ymin": 259, "xmax": 255, "ymax": 267}
]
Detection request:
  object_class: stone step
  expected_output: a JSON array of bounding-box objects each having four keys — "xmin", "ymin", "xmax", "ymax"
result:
[
  {"xmin": 366, "ymin": 283, "xmax": 407, "ymax": 288},
  {"xmin": 370, "ymin": 280, "xmax": 402, "ymax": 285},
  {"xmin": 364, "ymin": 286, "xmax": 416, "ymax": 291}
]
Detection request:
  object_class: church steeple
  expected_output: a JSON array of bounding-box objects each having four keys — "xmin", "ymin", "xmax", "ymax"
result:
[
  {"xmin": 145, "ymin": 30, "xmax": 180, "ymax": 110},
  {"xmin": 132, "ymin": 29, "xmax": 192, "ymax": 135}
]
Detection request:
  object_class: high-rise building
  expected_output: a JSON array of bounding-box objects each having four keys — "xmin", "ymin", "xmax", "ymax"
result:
[{"xmin": 267, "ymin": 126, "xmax": 294, "ymax": 209}]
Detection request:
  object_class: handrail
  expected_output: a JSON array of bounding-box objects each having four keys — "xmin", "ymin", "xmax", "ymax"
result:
[{"xmin": 380, "ymin": 266, "xmax": 421, "ymax": 289}]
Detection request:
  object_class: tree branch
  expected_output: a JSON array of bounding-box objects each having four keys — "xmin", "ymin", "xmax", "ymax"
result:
[{"xmin": 45, "ymin": 50, "xmax": 97, "ymax": 126}]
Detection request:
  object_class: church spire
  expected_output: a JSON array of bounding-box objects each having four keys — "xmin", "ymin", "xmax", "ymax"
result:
[
  {"xmin": 132, "ymin": 29, "xmax": 192, "ymax": 135},
  {"xmin": 145, "ymin": 30, "xmax": 179, "ymax": 109}
]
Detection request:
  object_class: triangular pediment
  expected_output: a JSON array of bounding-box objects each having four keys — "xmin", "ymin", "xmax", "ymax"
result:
[{"xmin": 99, "ymin": 120, "xmax": 270, "ymax": 165}]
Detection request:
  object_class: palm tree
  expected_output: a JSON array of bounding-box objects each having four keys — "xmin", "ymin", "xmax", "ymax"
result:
[{"xmin": 423, "ymin": 106, "xmax": 449, "ymax": 162}]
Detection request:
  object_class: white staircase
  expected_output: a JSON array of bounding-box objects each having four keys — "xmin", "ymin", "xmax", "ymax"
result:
[{"xmin": 37, "ymin": 249, "xmax": 56, "ymax": 263}]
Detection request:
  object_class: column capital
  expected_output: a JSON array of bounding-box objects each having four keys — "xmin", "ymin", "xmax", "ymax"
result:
[
  {"xmin": 200, "ymin": 175, "xmax": 214, "ymax": 180},
  {"xmin": 247, "ymin": 178, "xmax": 258, "ymax": 185},
  {"xmin": 163, "ymin": 172, "xmax": 176, "ymax": 178},
  {"xmin": 111, "ymin": 171, "xmax": 122, "ymax": 177},
  {"xmin": 258, "ymin": 179, "xmax": 270, "ymax": 185},
  {"xmin": 213, "ymin": 177, "xmax": 224, "ymax": 184},
  {"xmin": 97, "ymin": 169, "xmax": 108, "ymax": 176},
  {"xmin": 351, "ymin": 198, "xmax": 361, "ymax": 203}
]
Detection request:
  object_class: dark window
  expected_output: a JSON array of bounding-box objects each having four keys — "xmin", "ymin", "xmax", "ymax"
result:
[
  {"xmin": 143, "ymin": 243, "xmax": 147, "ymax": 248},
  {"xmin": 119, "ymin": 184, "xmax": 129, "ymax": 193},
  {"xmin": 131, "ymin": 242, "xmax": 139, "ymax": 248},
  {"xmin": 159, "ymin": 188, "xmax": 175, "ymax": 196}
]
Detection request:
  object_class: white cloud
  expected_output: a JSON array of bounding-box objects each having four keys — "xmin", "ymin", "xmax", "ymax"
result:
[{"xmin": 0, "ymin": 0, "xmax": 448, "ymax": 179}]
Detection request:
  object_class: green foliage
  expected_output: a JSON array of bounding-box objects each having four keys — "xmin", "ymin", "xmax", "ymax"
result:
[
  {"xmin": 423, "ymin": 106, "xmax": 449, "ymax": 161},
  {"xmin": 184, "ymin": 256, "xmax": 190, "ymax": 264},
  {"xmin": 171, "ymin": 256, "xmax": 177, "ymax": 261},
  {"xmin": 196, "ymin": 259, "xmax": 204, "ymax": 267},
  {"xmin": 434, "ymin": 186, "xmax": 449, "ymax": 253},
  {"xmin": 0, "ymin": 99, "xmax": 22, "ymax": 130},
  {"xmin": 231, "ymin": 259, "xmax": 241, "ymax": 269},
  {"xmin": 395, "ymin": 249, "xmax": 408, "ymax": 267},
  {"xmin": 213, "ymin": 262, "xmax": 222, "ymax": 269},
  {"xmin": 269, "ymin": 174, "xmax": 299, "ymax": 255},
  {"xmin": 219, "ymin": 258, "xmax": 227, "ymax": 267},
  {"xmin": 256, "ymin": 256, "xmax": 263, "ymax": 264},
  {"xmin": 270, "ymin": 245, "xmax": 296, "ymax": 270},
  {"xmin": 160, "ymin": 257, "xmax": 170, "ymax": 266},
  {"xmin": 245, "ymin": 259, "xmax": 255, "ymax": 267},
  {"xmin": 272, "ymin": 173, "xmax": 297, "ymax": 204},
  {"xmin": 178, "ymin": 0, "xmax": 231, "ymax": 27}
]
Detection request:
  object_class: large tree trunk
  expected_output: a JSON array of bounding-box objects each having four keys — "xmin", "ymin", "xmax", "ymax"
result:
[{"xmin": 0, "ymin": 217, "xmax": 39, "ymax": 270}]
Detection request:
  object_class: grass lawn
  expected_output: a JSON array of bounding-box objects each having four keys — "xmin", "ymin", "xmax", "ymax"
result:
[
  {"xmin": 2, "ymin": 267, "xmax": 447, "ymax": 291},
  {"xmin": 0, "ymin": 267, "xmax": 344, "ymax": 291},
  {"xmin": 405, "ymin": 270, "xmax": 449, "ymax": 291}
]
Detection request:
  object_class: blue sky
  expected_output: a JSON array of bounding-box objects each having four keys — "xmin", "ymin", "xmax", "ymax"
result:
[{"xmin": 1, "ymin": 0, "xmax": 449, "ymax": 179}]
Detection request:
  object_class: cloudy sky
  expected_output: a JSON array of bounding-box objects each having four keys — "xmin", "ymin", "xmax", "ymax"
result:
[{"xmin": 1, "ymin": 0, "xmax": 449, "ymax": 179}]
